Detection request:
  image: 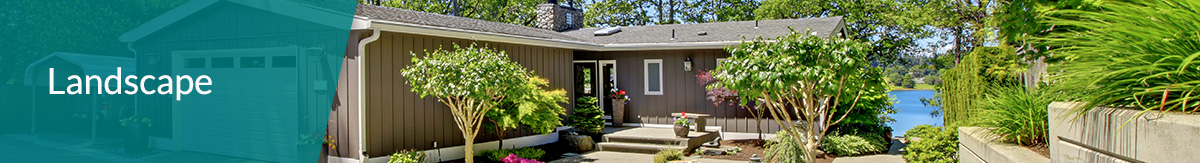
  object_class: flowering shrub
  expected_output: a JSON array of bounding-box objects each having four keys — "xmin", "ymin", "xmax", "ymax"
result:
[{"xmin": 501, "ymin": 154, "xmax": 543, "ymax": 163}]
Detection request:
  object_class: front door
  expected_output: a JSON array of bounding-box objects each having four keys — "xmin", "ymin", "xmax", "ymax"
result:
[
  {"xmin": 574, "ymin": 61, "xmax": 617, "ymax": 117},
  {"xmin": 598, "ymin": 61, "xmax": 616, "ymax": 115}
]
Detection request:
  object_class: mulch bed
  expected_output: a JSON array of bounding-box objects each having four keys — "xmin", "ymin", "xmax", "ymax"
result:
[
  {"xmin": 694, "ymin": 139, "xmax": 837, "ymax": 163},
  {"xmin": 696, "ymin": 139, "xmax": 765, "ymax": 161},
  {"xmin": 1027, "ymin": 145, "xmax": 1050, "ymax": 158}
]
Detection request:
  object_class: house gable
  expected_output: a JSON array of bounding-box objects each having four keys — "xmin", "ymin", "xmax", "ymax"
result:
[{"xmin": 121, "ymin": 0, "xmax": 353, "ymax": 43}]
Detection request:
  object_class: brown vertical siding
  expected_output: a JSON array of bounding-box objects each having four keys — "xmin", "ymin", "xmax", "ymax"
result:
[
  {"xmin": 361, "ymin": 32, "xmax": 574, "ymax": 157},
  {"xmin": 576, "ymin": 50, "xmax": 782, "ymax": 133},
  {"xmin": 132, "ymin": 9, "xmax": 362, "ymax": 158}
]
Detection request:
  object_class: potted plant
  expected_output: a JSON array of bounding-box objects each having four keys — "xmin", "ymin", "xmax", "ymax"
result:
[
  {"xmin": 610, "ymin": 89, "xmax": 629, "ymax": 127},
  {"xmin": 673, "ymin": 112, "xmax": 691, "ymax": 137},
  {"xmin": 119, "ymin": 116, "xmax": 152, "ymax": 154}
]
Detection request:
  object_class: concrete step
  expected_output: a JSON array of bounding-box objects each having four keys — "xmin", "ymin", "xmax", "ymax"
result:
[
  {"xmin": 604, "ymin": 134, "xmax": 687, "ymax": 145},
  {"xmin": 597, "ymin": 142, "xmax": 686, "ymax": 154}
]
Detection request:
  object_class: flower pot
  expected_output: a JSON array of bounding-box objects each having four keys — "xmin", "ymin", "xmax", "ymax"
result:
[
  {"xmin": 673, "ymin": 124, "xmax": 690, "ymax": 137},
  {"xmin": 611, "ymin": 99, "xmax": 626, "ymax": 127},
  {"xmin": 123, "ymin": 123, "xmax": 149, "ymax": 154}
]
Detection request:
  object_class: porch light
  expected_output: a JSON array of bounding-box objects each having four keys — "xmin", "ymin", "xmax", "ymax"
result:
[{"xmin": 683, "ymin": 56, "xmax": 693, "ymax": 72}]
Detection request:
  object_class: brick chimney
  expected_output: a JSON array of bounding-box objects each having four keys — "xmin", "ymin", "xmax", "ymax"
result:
[{"xmin": 536, "ymin": 1, "xmax": 583, "ymax": 31}]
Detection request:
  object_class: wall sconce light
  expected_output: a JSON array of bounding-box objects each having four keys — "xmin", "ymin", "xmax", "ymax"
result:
[{"xmin": 683, "ymin": 56, "xmax": 693, "ymax": 72}]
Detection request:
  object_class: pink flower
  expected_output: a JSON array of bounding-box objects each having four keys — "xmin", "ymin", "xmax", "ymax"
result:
[{"xmin": 502, "ymin": 154, "xmax": 543, "ymax": 163}]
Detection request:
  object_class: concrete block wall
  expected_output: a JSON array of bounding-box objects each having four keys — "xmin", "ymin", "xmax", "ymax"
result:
[
  {"xmin": 958, "ymin": 127, "xmax": 1051, "ymax": 163},
  {"xmin": 1048, "ymin": 102, "xmax": 1200, "ymax": 163}
]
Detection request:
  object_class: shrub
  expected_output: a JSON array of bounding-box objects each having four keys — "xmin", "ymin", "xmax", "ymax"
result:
[
  {"xmin": 653, "ymin": 148, "xmax": 684, "ymax": 163},
  {"xmin": 820, "ymin": 134, "xmax": 885, "ymax": 156},
  {"xmin": 764, "ymin": 131, "xmax": 805, "ymax": 163},
  {"xmin": 902, "ymin": 125, "xmax": 940, "ymax": 141},
  {"xmin": 388, "ymin": 150, "xmax": 426, "ymax": 163},
  {"xmin": 934, "ymin": 46, "xmax": 1024, "ymax": 127},
  {"xmin": 567, "ymin": 96, "xmax": 605, "ymax": 134},
  {"xmin": 902, "ymin": 125, "xmax": 958, "ymax": 163},
  {"xmin": 480, "ymin": 147, "xmax": 546, "ymax": 161},
  {"xmin": 979, "ymin": 86, "xmax": 1052, "ymax": 147}
]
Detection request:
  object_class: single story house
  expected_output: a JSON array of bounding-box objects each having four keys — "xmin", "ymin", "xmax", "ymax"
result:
[
  {"xmin": 114, "ymin": 0, "xmax": 845, "ymax": 162},
  {"xmin": 340, "ymin": 2, "xmax": 846, "ymax": 162}
]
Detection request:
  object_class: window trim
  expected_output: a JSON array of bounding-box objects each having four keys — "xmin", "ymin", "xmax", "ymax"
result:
[
  {"xmin": 644, "ymin": 59, "xmax": 663, "ymax": 95},
  {"xmin": 715, "ymin": 58, "xmax": 727, "ymax": 67}
]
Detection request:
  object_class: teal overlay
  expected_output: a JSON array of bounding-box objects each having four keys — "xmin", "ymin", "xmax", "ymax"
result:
[{"xmin": 0, "ymin": 0, "xmax": 354, "ymax": 162}]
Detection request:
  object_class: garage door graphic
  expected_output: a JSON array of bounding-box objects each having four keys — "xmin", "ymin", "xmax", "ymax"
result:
[{"xmin": 171, "ymin": 47, "xmax": 303, "ymax": 162}]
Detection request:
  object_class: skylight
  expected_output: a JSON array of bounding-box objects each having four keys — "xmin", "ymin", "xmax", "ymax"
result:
[{"xmin": 593, "ymin": 27, "xmax": 622, "ymax": 36}]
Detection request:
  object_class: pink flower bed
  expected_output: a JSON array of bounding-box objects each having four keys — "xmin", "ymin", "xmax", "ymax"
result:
[{"xmin": 501, "ymin": 154, "xmax": 543, "ymax": 163}]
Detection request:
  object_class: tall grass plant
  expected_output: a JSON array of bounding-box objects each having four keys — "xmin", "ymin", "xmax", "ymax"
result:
[{"xmin": 1041, "ymin": 0, "xmax": 1200, "ymax": 121}]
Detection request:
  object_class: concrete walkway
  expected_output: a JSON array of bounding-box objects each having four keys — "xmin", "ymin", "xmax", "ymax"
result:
[
  {"xmin": 831, "ymin": 154, "xmax": 906, "ymax": 163},
  {"xmin": 551, "ymin": 151, "xmax": 744, "ymax": 163}
]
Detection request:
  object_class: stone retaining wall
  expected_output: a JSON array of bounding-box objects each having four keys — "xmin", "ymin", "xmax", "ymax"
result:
[{"xmin": 1048, "ymin": 102, "xmax": 1200, "ymax": 163}]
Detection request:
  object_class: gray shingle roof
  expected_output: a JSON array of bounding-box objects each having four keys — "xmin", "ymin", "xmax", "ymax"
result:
[
  {"xmin": 355, "ymin": 4, "xmax": 843, "ymax": 45},
  {"xmin": 562, "ymin": 17, "xmax": 844, "ymax": 44},
  {"xmin": 355, "ymin": 4, "xmax": 585, "ymax": 42}
]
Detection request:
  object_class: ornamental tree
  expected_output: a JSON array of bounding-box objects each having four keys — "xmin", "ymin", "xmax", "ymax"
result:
[
  {"xmin": 484, "ymin": 76, "xmax": 568, "ymax": 149},
  {"xmin": 400, "ymin": 44, "xmax": 531, "ymax": 163},
  {"xmin": 712, "ymin": 30, "xmax": 887, "ymax": 161},
  {"xmin": 696, "ymin": 71, "xmax": 767, "ymax": 140}
]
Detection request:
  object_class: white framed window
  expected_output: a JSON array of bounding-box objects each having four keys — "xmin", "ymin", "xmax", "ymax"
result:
[
  {"xmin": 644, "ymin": 59, "xmax": 663, "ymax": 95},
  {"xmin": 715, "ymin": 58, "xmax": 727, "ymax": 67}
]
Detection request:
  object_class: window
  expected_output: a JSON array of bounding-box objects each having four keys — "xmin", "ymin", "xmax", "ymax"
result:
[
  {"xmin": 211, "ymin": 57, "xmax": 234, "ymax": 68},
  {"xmin": 272, "ymin": 56, "xmax": 296, "ymax": 68},
  {"xmin": 240, "ymin": 56, "xmax": 265, "ymax": 68},
  {"xmin": 566, "ymin": 13, "xmax": 575, "ymax": 27},
  {"xmin": 716, "ymin": 58, "xmax": 727, "ymax": 67},
  {"xmin": 185, "ymin": 58, "xmax": 206, "ymax": 68},
  {"xmin": 644, "ymin": 59, "xmax": 663, "ymax": 95}
]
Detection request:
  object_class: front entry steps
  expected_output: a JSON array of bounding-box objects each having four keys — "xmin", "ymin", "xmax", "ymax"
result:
[{"xmin": 597, "ymin": 127, "xmax": 719, "ymax": 154}]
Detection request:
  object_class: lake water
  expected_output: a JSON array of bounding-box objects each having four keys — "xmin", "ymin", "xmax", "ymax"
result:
[{"xmin": 887, "ymin": 90, "xmax": 943, "ymax": 136}]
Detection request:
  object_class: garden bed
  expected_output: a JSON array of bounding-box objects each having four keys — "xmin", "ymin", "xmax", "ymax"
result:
[{"xmin": 694, "ymin": 139, "xmax": 834, "ymax": 163}]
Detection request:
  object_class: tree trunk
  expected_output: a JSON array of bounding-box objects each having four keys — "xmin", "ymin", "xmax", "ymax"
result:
[
  {"xmin": 465, "ymin": 136, "xmax": 475, "ymax": 163},
  {"xmin": 755, "ymin": 117, "xmax": 762, "ymax": 140},
  {"xmin": 497, "ymin": 129, "xmax": 507, "ymax": 149}
]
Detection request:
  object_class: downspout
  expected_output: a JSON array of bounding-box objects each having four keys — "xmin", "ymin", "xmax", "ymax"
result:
[
  {"xmin": 127, "ymin": 43, "xmax": 138, "ymax": 115},
  {"xmin": 357, "ymin": 28, "xmax": 380, "ymax": 161}
]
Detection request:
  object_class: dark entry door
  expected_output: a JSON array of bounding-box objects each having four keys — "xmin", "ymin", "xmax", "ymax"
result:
[{"xmin": 599, "ymin": 62, "xmax": 616, "ymax": 115}]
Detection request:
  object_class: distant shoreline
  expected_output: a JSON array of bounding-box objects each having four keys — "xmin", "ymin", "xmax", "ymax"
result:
[{"xmin": 890, "ymin": 88, "xmax": 934, "ymax": 91}]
